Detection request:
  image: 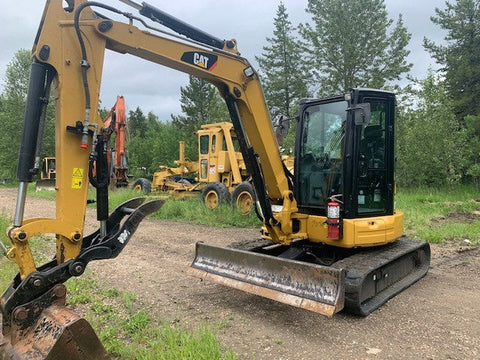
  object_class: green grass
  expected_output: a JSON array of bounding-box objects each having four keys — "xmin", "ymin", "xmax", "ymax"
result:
[
  {"xmin": 65, "ymin": 276, "xmax": 237, "ymax": 360},
  {"xmin": 27, "ymin": 183, "xmax": 262, "ymax": 228},
  {"xmin": 396, "ymin": 185, "xmax": 480, "ymax": 244},
  {"xmin": 151, "ymin": 197, "xmax": 261, "ymax": 227},
  {"xmin": 106, "ymin": 188, "xmax": 261, "ymax": 228},
  {"xmin": 27, "ymin": 185, "xmax": 57, "ymax": 201}
]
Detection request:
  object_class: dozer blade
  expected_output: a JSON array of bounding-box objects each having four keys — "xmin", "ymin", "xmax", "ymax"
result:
[
  {"xmin": 34, "ymin": 180, "xmax": 55, "ymax": 192},
  {"xmin": 188, "ymin": 242, "xmax": 345, "ymax": 316}
]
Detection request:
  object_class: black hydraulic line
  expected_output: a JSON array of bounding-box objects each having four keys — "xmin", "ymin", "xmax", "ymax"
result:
[
  {"xmin": 138, "ymin": 2, "xmax": 225, "ymax": 50},
  {"xmin": 94, "ymin": 137, "xmax": 109, "ymax": 222},
  {"xmin": 17, "ymin": 62, "xmax": 53, "ymax": 182},
  {"xmin": 74, "ymin": 2, "xmax": 125, "ymax": 109},
  {"xmin": 73, "ymin": 2, "xmax": 128, "ymax": 147},
  {"xmin": 224, "ymin": 93, "xmax": 276, "ymax": 225},
  {"xmin": 34, "ymin": 69, "xmax": 55, "ymax": 167}
]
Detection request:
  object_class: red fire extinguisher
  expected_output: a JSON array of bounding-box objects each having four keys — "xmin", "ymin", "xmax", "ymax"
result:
[{"xmin": 327, "ymin": 199, "xmax": 341, "ymax": 239}]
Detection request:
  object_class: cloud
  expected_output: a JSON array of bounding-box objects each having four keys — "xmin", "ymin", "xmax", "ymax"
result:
[{"xmin": 1, "ymin": 0, "xmax": 448, "ymax": 118}]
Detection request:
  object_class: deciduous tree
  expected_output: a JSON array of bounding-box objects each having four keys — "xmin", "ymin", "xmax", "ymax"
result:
[
  {"xmin": 0, "ymin": 50, "xmax": 55, "ymax": 179},
  {"xmin": 396, "ymin": 73, "xmax": 465, "ymax": 187}
]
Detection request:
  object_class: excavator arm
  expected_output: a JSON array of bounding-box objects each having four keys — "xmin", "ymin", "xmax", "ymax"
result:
[
  {"xmin": 9, "ymin": 0, "xmax": 294, "ymax": 280},
  {"xmin": 0, "ymin": 1, "xmax": 300, "ymax": 358}
]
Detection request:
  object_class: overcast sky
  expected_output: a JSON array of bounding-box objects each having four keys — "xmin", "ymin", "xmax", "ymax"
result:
[{"xmin": 0, "ymin": 0, "xmax": 447, "ymax": 120}]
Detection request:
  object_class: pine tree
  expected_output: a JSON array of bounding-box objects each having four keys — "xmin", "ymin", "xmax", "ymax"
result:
[
  {"xmin": 423, "ymin": 0, "xmax": 480, "ymax": 122},
  {"xmin": 300, "ymin": 0, "xmax": 412, "ymax": 96},
  {"xmin": 128, "ymin": 107, "xmax": 149, "ymax": 138},
  {"xmin": 256, "ymin": 2, "xmax": 308, "ymax": 119}
]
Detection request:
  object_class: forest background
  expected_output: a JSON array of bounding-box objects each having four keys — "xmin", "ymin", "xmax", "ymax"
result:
[{"xmin": 0, "ymin": 0, "xmax": 479, "ymax": 189}]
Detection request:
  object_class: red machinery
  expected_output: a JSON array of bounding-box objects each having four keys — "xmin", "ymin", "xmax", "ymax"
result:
[{"xmin": 103, "ymin": 96, "xmax": 129, "ymax": 188}]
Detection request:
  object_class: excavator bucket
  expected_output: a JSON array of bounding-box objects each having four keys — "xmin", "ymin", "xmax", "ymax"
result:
[
  {"xmin": 188, "ymin": 242, "xmax": 345, "ymax": 316},
  {"xmin": 0, "ymin": 285, "xmax": 108, "ymax": 360},
  {"xmin": 0, "ymin": 198, "xmax": 164, "ymax": 360}
]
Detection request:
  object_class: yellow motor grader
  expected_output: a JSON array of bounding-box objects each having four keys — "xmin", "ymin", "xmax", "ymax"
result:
[{"xmin": 135, "ymin": 121, "xmax": 257, "ymax": 214}]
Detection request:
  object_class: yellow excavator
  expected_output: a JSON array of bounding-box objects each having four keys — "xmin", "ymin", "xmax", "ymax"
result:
[{"xmin": 0, "ymin": 1, "xmax": 430, "ymax": 358}]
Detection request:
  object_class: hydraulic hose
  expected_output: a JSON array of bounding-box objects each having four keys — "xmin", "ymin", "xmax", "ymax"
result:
[{"xmin": 73, "ymin": 2, "xmax": 127, "ymax": 148}]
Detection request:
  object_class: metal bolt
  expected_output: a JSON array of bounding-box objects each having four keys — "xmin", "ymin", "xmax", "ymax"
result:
[
  {"xmin": 72, "ymin": 232, "xmax": 82, "ymax": 242},
  {"xmin": 13, "ymin": 308, "xmax": 28, "ymax": 321},
  {"xmin": 33, "ymin": 279, "xmax": 42, "ymax": 287},
  {"xmin": 17, "ymin": 231, "xmax": 27, "ymax": 241},
  {"xmin": 70, "ymin": 263, "xmax": 85, "ymax": 276},
  {"xmin": 53, "ymin": 285, "xmax": 67, "ymax": 299}
]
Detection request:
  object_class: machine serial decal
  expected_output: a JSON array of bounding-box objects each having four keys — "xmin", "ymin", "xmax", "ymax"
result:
[{"xmin": 181, "ymin": 52, "xmax": 218, "ymax": 71}]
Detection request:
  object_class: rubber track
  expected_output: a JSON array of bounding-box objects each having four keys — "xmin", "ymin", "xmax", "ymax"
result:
[{"xmin": 331, "ymin": 237, "xmax": 430, "ymax": 316}]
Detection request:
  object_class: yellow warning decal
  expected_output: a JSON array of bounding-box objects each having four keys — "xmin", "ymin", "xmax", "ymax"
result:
[{"xmin": 72, "ymin": 168, "xmax": 84, "ymax": 189}]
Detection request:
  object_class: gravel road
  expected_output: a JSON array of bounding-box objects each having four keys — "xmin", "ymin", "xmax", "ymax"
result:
[{"xmin": 1, "ymin": 188, "xmax": 479, "ymax": 359}]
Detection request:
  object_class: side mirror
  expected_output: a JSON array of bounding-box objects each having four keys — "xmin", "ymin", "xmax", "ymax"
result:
[{"xmin": 353, "ymin": 103, "xmax": 371, "ymax": 125}]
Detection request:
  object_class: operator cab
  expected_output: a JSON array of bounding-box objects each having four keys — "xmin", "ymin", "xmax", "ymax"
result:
[{"xmin": 295, "ymin": 88, "xmax": 395, "ymax": 219}]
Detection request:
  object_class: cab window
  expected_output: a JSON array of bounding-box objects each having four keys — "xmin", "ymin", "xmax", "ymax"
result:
[{"xmin": 200, "ymin": 135, "xmax": 209, "ymax": 154}]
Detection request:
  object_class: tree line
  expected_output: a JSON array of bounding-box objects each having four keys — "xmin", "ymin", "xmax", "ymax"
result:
[{"xmin": 0, "ymin": 0, "xmax": 478, "ymax": 187}]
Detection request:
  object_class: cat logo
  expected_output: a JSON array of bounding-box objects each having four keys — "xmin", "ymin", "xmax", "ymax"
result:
[
  {"xmin": 194, "ymin": 53, "xmax": 209, "ymax": 68},
  {"xmin": 181, "ymin": 51, "xmax": 218, "ymax": 71}
]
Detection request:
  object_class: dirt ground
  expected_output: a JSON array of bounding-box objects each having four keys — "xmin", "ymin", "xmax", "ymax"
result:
[{"xmin": 1, "ymin": 188, "xmax": 479, "ymax": 360}]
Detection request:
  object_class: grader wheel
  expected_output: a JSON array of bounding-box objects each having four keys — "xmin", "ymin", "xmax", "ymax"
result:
[
  {"xmin": 201, "ymin": 182, "xmax": 230, "ymax": 209},
  {"xmin": 132, "ymin": 178, "xmax": 151, "ymax": 194},
  {"xmin": 232, "ymin": 181, "xmax": 256, "ymax": 215}
]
